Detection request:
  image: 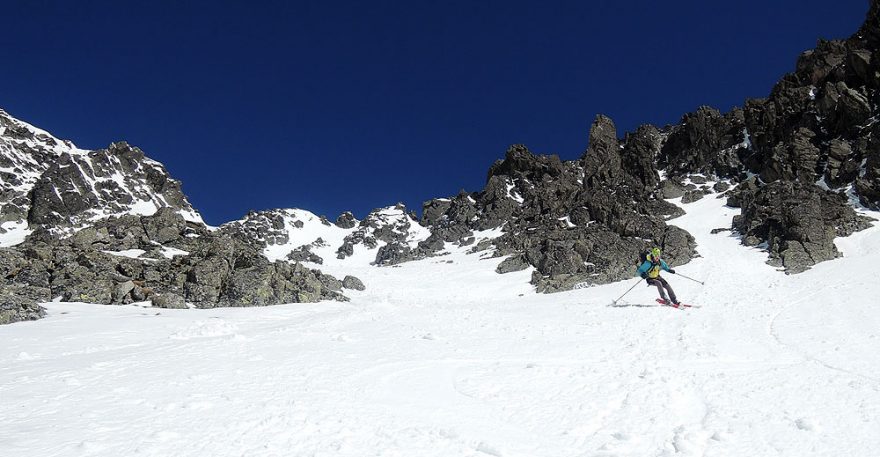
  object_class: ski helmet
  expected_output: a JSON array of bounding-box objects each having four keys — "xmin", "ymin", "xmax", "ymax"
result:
[{"xmin": 650, "ymin": 247, "xmax": 661, "ymax": 259}]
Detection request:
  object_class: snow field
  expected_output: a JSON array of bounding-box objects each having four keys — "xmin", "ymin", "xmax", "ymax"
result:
[{"xmin": 1, "ymin": 189, "xmax": 879, "ymax": 456}]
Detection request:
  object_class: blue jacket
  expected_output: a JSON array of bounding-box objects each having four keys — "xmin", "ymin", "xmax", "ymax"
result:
[{"xmin": 636, "ymin": 259, "xmax": 671, "ymax": 279}]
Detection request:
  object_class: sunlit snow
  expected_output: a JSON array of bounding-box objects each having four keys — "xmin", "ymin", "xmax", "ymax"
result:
[{"xmin": 2, "ymin": 189, "xmax": 879, "ymax": 456}]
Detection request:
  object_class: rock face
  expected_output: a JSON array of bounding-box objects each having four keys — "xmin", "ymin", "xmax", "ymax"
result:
[
  {"xmin": 413, "ymin": 1, "xmax": 880, "ymax": 279},
  {"xmin": 675, "ymin": 2, "xmax": 880, "ymax": 271},
  {"xmin": 0, "ymin": 110, "xmax": 203, "ymax": 237},
  {"xmin": 733, "ymin": 182, "xmax": 873, "ymax": 273},
  {"xmin": 738, "ymin": 8, "xmax": 880, "ymax": 211},
  {"xmin": 336, "ymin": 204, "xmax": 433, "ymax": 265},
  {"xmin": 2, "ymin": 208, "xmax": 347, "ymax": 310},
  {"xmin": 660, "ymin": 107, "xmax": 748, "ymax": 178},
  {"xmin": 420, "ymin": 119, "xmax": 697, "ymax": 293},
  {"xmin": 0, "ymin": 248, "xmax": 50, "ymax": 323},
  {"xmin": 342, "ymin": 275, "xmax": 366, "ymax": 291},
  {"xmin": 0, "ymin": 300, "xmax": 46, "ymax": 325},
  {"xmin": 335, "ymin": 212, "xmax": 357, "ymax": 229},
  {"xmin": 0, "ymin": 116, "xmax": 350, "ymax": 319}
]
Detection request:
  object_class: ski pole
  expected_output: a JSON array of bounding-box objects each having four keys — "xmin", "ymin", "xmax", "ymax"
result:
[
  {"xmin": 675, "ymin": 272, "xmax": 705, "ymax": 285},
  {"xmin": 611, "ymin": 278, "xmax": 642, "ymax": 305}
]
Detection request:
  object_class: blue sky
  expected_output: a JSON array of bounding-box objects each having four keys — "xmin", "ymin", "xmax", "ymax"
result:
[{"xmin": 0, "ymin": 0, "xmax": 869, "ymax": 224}]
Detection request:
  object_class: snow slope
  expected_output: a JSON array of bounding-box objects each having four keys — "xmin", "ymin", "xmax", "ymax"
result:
[
  {"xmin": 252, "ymin": 205, "xmax": 440, "ymax": 276},
  {"xmin": 2, "ymin": 187, "xmax": 879, "ymax": 457}
]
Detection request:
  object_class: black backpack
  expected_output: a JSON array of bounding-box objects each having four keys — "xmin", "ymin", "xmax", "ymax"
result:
[{"xmin": 637, "ymin": 249, "xmax": 650, "ymax": 265}]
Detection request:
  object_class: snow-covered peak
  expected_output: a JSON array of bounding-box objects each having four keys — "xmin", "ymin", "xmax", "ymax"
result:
[
  {"xmin": 0, "ymin": 108, "xmax": 85, "ymax": 157},
  {"xmin": 0, "ymin": 108, "xmax": 204, "ymax": 245},
  {"xmin": 221, "ymin": 204, "xmax": 435, "ymax": 273},
  {"xmin": 356, "ymin": 203, "xmax": 432, "ymax": 247},
  {"xmin": 223, "ymin": 208, "xmax": 338, "ymax": 249}
]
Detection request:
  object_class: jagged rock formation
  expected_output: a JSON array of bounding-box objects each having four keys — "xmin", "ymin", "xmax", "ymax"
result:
[
  {"xmin": 335, "ymin": 211, "xmax": 357, "ymax": 229},
  {"xmin": 336, "ymin": 204, "xmax": 433, "ymax": 265},
  {"xmin": 0, "ymin": 110, "xmax": 203, "ymax": 238},
  {"xmin": 222, "ymin": 209, "xmax": 296, "ymax": 250},
  {"xmin": 0, "ymin": 208, "xmax": 347, "ymax": 317},
  {"xmin": 414, "ymin": 0, "xmax": 880, "ymax": 281},
  {"xmin": 664, "ymin": 0, "xmax": 880, "ymax": 272},
  {"xmin": 0, "ymin": 118, "xmax": 351, "ymax": 323},
  {"xmin": 732, "ymin": 180, "xmax": 872, "ymax": 273},
  {"xmin": 221, "ymin": 205, "xmax": 431, "ymax": 267},
  {"xmin": 659, "ymin": 106, "xmax": 748, "ymax": 178},
  {"xmin": 420, "ymin": 117, "xmax": 697, "ymax": 293}
]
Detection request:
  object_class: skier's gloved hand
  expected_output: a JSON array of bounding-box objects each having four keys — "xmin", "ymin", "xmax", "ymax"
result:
[{"xmin": 669, "ymin": 269, "xmax": 676, "ymax": 274}]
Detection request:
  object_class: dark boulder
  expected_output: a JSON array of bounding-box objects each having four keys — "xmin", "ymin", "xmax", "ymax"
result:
[
  {"xmin": 0, "ymin": 298, "xmax": 46, "ymax": 325},
  {"xmin": 681, "ymin": 190, "xmax": 705, "ymax": 204},
  {"xmin": 496, "ymin": 254, "xmax": 530, "ymax": 274},
  {"xmin": 342, "ymin": 275, "xmax": 366, "ymax": 291},
  {"xmin": 286, "ymin": 245, "xmax": 324, "ymax": 264},
  {"xmin": 660, "ymin": 180, "xmax": 686, "ymax": 199},
  {"xmin": 375, "ymin": 242, "xmax": 413, "ymax": 266},
  {"xmin": 151, "ymin": 292, "xmax": 187, "ymax": 309},
  {"xmin": 335, "ymin": 211, "xmax": 357, "ymax": 229}
]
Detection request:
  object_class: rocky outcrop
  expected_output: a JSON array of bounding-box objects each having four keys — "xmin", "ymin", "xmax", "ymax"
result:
[
  {"xmin": 335, "ymin": 211, "xmax": 357, "ymax": 229},
  {"xmin": 582, "ymin": 115, "xmax": 625, "ymax": 188},
  {"xmin": 336, "ymin": 204, "xmax": 433, "ymax": 265},
  {"xmin": 621, "ymin": 124, "xmax": 663, "ymax": 190},
  {"xmin": 422, "ymin": 118, "xmax": 696, "ymax": 293},
  {"xmin": 728, "ymin": 4, "xmax": 880, "ymax": 265},
  {"xmin": 615, "ymin": 2, "xmax": 880, "ymax": 270},
  {"xmin": 26, "ymin": 142, "xmax": 200, "ymax": 230},
  {"xmin": 0, "ymin": 299, "xmax": 46, "ymax": 325},
  {"xmin": 739, "ymin": 5, "xmax": 880, "ymax": 206},
  {"xmin": 222, "ymin": 209, "xmax": 292, "ymax": 250},
  {"xmin": 659, "ymin": 107, "xmax": 748, "ymax": 178},
  {"xmin": 286, "ymin": 245, "xmax": 324, "ymax": 264},
  {"xmin": 414, "ymin": 0, "xmax": 880, "ymax": 287},
  {"xmin": 0, "ymin": 111, "xmax": 203, "ymax": 237},
  {"xmin": 0, "ymin": 248, "xmax": 49, "ymax": 323},
  {"xmin": 733, "ymin": 181, "xmax": 873, "ymax": 273},
  {"xmin": 342, "ymin": 275, "xmax": 365, "ymax": 291},
  {"xmin": 1, "ymin": 205, "xmax": 348, "ymax": 313}
]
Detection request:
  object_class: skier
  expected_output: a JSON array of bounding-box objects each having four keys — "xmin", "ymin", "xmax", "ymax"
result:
[{"xmin": 636, "ymin": 247, "xmax": 680, "ymax": 306}]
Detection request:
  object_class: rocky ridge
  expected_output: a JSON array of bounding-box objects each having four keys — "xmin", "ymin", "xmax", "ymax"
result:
[
  {"xmin": 0, "ymin": 110, "xmax": 203, "ymax": 239},
  {"xmin": 220, "ymin": 204, "xmax": 431, "ymax": 267},
  {"xmin": 418, "ymin": 118, "xmax": 698, "ymax": 293},
  {"xmin": 412, "ymin": 1, "xmax": 880, "ymax": 287},
  {"xmin": 0, "ymin": 118, "xmax": 352, "ymax": 324}
]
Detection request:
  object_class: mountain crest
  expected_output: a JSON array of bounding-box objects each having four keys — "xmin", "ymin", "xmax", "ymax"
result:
[{"xmin": 0, "ymin": 109, "xmax": 203, "ymax": 244}]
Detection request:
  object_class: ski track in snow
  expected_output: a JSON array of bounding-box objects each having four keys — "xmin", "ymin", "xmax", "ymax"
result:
[{"xmin": 2, "ymin": 188, "xmax": 880, "ymax": 456}]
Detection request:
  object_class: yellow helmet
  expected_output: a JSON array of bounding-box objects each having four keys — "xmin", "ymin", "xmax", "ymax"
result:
[{"xmin": 650, "ymin": 247, "xmax": 661, "ymax": 259}]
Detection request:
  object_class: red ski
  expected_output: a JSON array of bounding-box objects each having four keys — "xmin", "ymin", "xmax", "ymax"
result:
[{"xmin": 656, "ymin": 298, "xmax": 697, "ymax": 308}]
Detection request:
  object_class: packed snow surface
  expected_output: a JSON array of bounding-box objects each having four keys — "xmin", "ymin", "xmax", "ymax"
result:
[
  {"xmin": 0, "ymin": 221, "xmax": 31, "ymax": 248},
  {"xmin": 2, "ymin": 192, "xmax": 880, "ymax": 456}
]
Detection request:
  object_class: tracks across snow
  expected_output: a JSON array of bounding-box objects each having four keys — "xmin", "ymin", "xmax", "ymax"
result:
[{"xmin": 2, "ymin": 188, "xmax": 880, "ymax": 456}]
